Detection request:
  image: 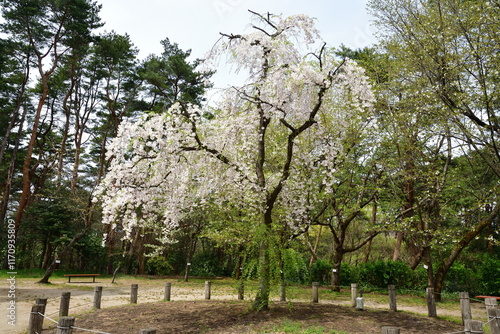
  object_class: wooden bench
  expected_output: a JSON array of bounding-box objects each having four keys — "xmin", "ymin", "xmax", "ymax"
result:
[{"xmin": 64, "ymin": 274, "xmax": 100, "ymax": 283}]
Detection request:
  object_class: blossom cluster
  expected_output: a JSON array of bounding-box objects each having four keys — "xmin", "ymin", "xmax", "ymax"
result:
[{"xmin": 95, "ymin": 12, "xmax": 376, "ymax": 244}]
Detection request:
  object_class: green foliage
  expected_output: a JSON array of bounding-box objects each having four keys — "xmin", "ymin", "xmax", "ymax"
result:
[
  {"xmin": 282, "ymin": 249, "xmax": 309, "ymax": 284},
  {"xmin": 358, "ymin": 260, "xmax": 423, "ymax": 290},
  {"xmin": 139, "ymin": 37, "xmax": 213, "ymax": 112},
  {"xmin": 309, "ymin": 260, "xmax": 332, "ymax": 285},
  {"xmin": 445, "ymin": 262, "xmax": 479, "ymax": 294},
  {"xmin": 478, "ymin": 256, "xmax": 500, "ymax": 296},
  {"xmin": 73, "ymin": 232, "xmax": 108, "ymax": 272},
  {"xmin": 338, "ymin": 263, "xmax": 360, "ymax": 287},
  {"xmin": 146, "ymin": 256, "xmax": 174, "ymax": 275},
  {"xmin": 189, "ymin": 252, "xmax": 230, "ymax": 277}
]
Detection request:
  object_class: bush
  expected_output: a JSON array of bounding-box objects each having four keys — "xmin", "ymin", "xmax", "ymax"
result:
[
  {"xmin": 189, "ymin": 252, "xmax": 229, "ymax": 277},
  {"xmin": 282, "ymin": 249, "xmax": 309, "ymax": 284},
  {"xmin": 146, "ymin": 256, "xmax": 173, "ymax": 275},
  {"xmin": 339, "ymin": 262, "xmax": 360, "ymax": 287},
  {"xmin": 359, "ymin": 260, "xmax": 414, "ymax": 289},
  {"xmin": 445, "ymin": 261, "xmax": 479, "ymax": 293},
  {"xmin": 478, "ymin": 256, "xmax": 500, "ymax": 296},
  {"xmin": 309, "ymin": 260, "xmax": 331, "ymax": 285}
]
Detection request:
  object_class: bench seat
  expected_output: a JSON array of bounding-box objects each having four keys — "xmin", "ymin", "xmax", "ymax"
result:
[{"xmin": 64, "ymin": 274, "xmax": 100, "ymax": 283}]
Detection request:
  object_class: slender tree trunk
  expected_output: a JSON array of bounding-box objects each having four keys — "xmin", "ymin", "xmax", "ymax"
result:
[
  {"xmin": 14, "ymin": 53, "xmax": 55, "ymax": 234},
  {"xmin": 308, "ymin": 226, "xmax": 322, "ymax": 267},
  {"xmin": 184, "ymin": 232, "xmax": 197, "ymax": 282},
  {"xmin": 38, "ymin": 228, "xmax": 90, "ymax": 283},
  {"xmin": 253, "ymin": 210, "xmax": 273, "ymax": 311},
  {"xmin": 253, "ymin": 233, "xmax": 271, "ymax": 310},
  {"xmin": 433, "ymin": 203, "xmax": 500, "ymax": 301},
  {"xmin": 106, "ymin": 226, "xmax": 116, "ymax": 274},
  {"xmin": 42, "ymin": 242, "xmax": 53, "ymax": 270},
  {"xmin": 392, "ymin": 232, "xmax": 404, "ymax": 261},
  {"xmin": 235, "ymin": 245, "xmax": 244, "ymax": 280},
  {"xmin": 331, "ymin": 249, "xmax": 344, "ymax": 292}
]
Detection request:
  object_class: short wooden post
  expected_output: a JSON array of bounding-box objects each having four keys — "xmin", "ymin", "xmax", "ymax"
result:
[
  {"xmin": 164, "ymin": 282, "xmax": 171, "ymax": 301},
  {"xmin": 464, "ymin": 319, "xmax": 483, "ymax": 333},
  {"xmin": 35, "ymin": 297, "xmax": 47, "ymax": 315},
  {"xmin": 486, "ymin": 298, "xmax": 498, "ymax": 310},
  {"xmin": 460, "ymin": 292, "xmax": 472, "ymax": 325},
  {"xmin": 388, "ymin": 285, "xmax": 397, "ymax": 311},
  {"xmin": 59, "ymin": 292, "xmax": 71, "ymax": 317},
  {"xmin": 280, "ymin": 283, "xmax": 286, "ymax": 302},
  {"xmin": 312, "ymin": 282, "xmax": 319, "ymax": 303},
  {"xmin": 351, "ymin": 283, "xmax": 358, "ymax": 307},
  {"xmin": 205, "ymin": 281, "xmax": 211, "ymax": 300},
  {"xmin": 56, "ymin": 316, "xmax": 75, "ymax": 334},
  {"xmin": 237, "ymin": 281, "xmax": 244, "ymax": 300},
  {"xmin": 488, "ymin": 308, "xmax": 500, "ymax": 334},
  {"xmin": 28, "ymin": 304, "xmax": 45, "ymax": 334},
  {"xmin": 139, "ymin": 329, "xmax": 157, "ymax": 334},
  {"xmin": 131, "ymin": 284, "xmax": 138, "ymax": 304},
  {"xmin": 426, "ymin": 287, "xmax": 437, "ymax": 317},
  {"xmin": 93, "ymin": 286, "xmax": 103, "ymax": 309},
  {"xmin": 381, "ymin": 326, "xmax": 400, "ymax": 334}
]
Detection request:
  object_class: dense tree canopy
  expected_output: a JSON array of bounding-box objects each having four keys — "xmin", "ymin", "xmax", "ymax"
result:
[{"xmin": 0, "ymin": 1, "xmax": 498, "ymax": 306}]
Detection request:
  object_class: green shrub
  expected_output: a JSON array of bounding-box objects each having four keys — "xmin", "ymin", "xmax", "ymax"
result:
[
  {"xmin": 189, "ymin": 252, "xmax": 229, "ymax": 277},
  {"xmin": 309, "ymin": 260, "xmax": 331, "ymax": 285},
  {"xmin": 359, "ymin": 260, "xmax": 414, "ymax": 288},
  {"xmin": 478, "ymin": 256, "xmax": 500, "ymax": 296},
  {"xmin": 282, "ymin": 249, "xmax": 309, "ymax": 284},
  {"xmin": 445, "ymin": 261, "xmax": 479, "ymax": 293},
  {"xmin": 339, "ymin": 262, "xmax": 360, "ymax": 286},
  {"xmin": 146, "ymin": 256, "xmax": 174, "ymax": 275}
]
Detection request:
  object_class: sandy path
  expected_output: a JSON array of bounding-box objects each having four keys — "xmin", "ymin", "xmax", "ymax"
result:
[
  {"xmin": 0, "ymin": 277, "xmax": 245, "ymax": 334},
  {"xmin": 0, "ymin": 277, "xmax": 490, "ymax": 334}
]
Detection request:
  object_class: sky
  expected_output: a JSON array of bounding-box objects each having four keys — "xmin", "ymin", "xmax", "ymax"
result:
[{"xmin": 96, "ymin": 0, "xmax": 377, "ymax": 91}]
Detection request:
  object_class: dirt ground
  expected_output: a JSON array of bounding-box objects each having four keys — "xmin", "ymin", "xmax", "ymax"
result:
[{"xmin": 0, "ymin": 276, "xmax": 489, "ymax": 334}]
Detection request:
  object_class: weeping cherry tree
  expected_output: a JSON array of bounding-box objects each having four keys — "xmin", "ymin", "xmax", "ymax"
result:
[{"xmin": 96, "ymin": 11, "xmax": 375, "ymax": 310}]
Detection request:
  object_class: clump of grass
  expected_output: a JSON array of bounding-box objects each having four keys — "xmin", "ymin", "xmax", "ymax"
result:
[{"xmin": 271, "ymin": 320, "xmax": 350, "ymax": 334}]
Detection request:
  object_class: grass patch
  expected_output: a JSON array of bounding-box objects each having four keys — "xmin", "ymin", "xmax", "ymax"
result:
[{"xmin": 270, "ymin": 320, "xmax": 350, "ymax": 333}]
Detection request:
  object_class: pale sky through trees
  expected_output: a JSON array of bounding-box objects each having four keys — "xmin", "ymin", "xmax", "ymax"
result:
[{"xmin": 97, "ymin": 0, "xmax": 376, "ymax": 90}]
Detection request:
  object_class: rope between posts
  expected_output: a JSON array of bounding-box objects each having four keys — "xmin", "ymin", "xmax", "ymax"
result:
[
  {"xmin": 485, "ymin": 315, "xmax": 499, "ymax": 325},
  {"xmin": 70, "ymin": 326, "xmax": 113, "ymax": 334},
  {"xmin": 37, "ymin": 312, "xmax": 58, "ymax": 324}
]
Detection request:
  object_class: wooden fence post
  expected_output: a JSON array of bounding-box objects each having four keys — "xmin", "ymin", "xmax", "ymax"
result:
[
  {"xmin": 280, "ymin": 283, "xmax": 286, "ymax": 302},
  {"xmin": 238, "ymin": 281, "xmax": 244, "ymax": 300},
  {"xmin": 131, "ymin": 284, "xmax": 138, "ymax": 304},
  {"xmin": 28, "ymin": 304, "xmax": 45, "ymax": 334},
  {"xmin": 486, "ymin": 298, "xmax": 498, "ymax": 311},
  {"xmin": 56, "ymin": 316, "xmax": 75, "ymax": 334},
  {"xmin": 35, "ymin": 298, "xmax": 47, "ymax": 315},
  {"xmin": 59, "ymin": 292, "xmax": 71, "ymax": 317},
  {"xmin": 460, "ymin": 292, "xmax": 472, "ymax": 325},
  {"xmin": 464, "ymin": 319, "xmax": 483, "ymax": 333},
  {"xmin": 312, "ymin": 282, "xmax": 319, "ymax": 303},
  {"xmin": 488, "ymin": 308, "xmax": 500, "ymax": 334},
  {"xmin": 426, "ymin": 287, "xmax": 437, "ymax": 317},
  {"xmin": 164, "ymin": 282, "xmax": 171, "ymax": 301},
  {"xmin": 381, "ymin": 326, "xmax": 400, "ymax": 334},
  {"xmin": 205, "ymin": 281, "xmax": 211, "ymax": 300},
  {"xmin": 93, "ymin": 286, "xmax": 103, "ymax": 309},
  {"xmin": 351, "ymin": 283, "xmax": 358, "ymax": 307},
  {"xmin": 388, "ymin": 285, "xmax": 397, "ymax": 312},
  {"xmin": 139, "ymin": 329, "xmax": 157, "ymax": 334}
]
